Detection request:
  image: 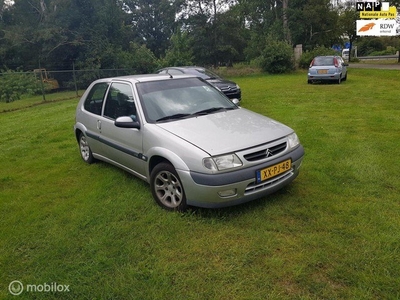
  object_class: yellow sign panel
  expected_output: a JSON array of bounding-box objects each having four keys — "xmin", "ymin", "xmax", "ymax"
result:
[{"xmin": 359, "ymin": 6, "xmax": 397, "ymax": 19}]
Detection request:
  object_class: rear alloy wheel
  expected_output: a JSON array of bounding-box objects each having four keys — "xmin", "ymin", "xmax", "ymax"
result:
[
  {"xmin": 79, "ymin": 133, "xmax": 95, "ymax": 164},
  {"xmin": 337, "ymin": 75, "xmax": 341, "ymax": 84},
  {"xmin": 150, "ymin": 163, "xmax": 187, "ymax": 211}
]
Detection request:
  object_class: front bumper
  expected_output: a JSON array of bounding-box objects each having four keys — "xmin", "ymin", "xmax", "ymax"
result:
[{"xmin": 178, "ymin": 145, "xmax": 304, "ymax": 208}]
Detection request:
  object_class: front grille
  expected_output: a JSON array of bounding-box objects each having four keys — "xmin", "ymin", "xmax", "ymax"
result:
[
  {"xmin": 220, "ymin": 86, "xmax": 238, "ymax": 92},
  {"xmin": 245, "ymin": 171, "xmax": 293, "ymax": 194},
  {"xmin": 243, "ymin": 142, "xmax": 287, "ymax": 162}
]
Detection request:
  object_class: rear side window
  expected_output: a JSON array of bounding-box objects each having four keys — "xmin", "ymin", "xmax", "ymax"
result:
[{"xmin": 83, "ymin": 82, "xmax": 109, "ymax": 115}]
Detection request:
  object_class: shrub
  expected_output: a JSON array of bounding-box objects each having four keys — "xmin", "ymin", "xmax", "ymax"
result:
[
  {"xmin": 0, "ymin": 70, "xmax": 41, "ymax": 103},
  {"xmin": 260, "ymin": 39, "xmax": 295, "ymax": 74},
  {"xmin": 356, "ymin": 38, "xmax": 385, "ymax": 56},
  {"xmin": 298, "ymin": 46, "xmax": 338, "ymax": 69},
  {"xmin": 211, "ymin": 63, "xmax": 262, "ymax": 77},
  {"xmin": 369, "ymin": 46, "xmax": 397, "ymax": 56}
]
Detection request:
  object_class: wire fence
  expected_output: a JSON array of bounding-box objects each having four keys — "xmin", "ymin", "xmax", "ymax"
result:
[{"xmin": 0, "ymin": 68, "xmax": 139, "ymax": 103}]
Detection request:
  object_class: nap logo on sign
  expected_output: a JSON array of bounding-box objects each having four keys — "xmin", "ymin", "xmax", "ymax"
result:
[
  {"xmin": 357, "ymin": 2, "xmax": 397, "ymax": 18},
  {"xmin": 356, "ymin": 20, "xmax": 397, "ymax": 36},
  {"xmin": 356, "ymin": 1, "xmax": 382, "ymax": 11}
]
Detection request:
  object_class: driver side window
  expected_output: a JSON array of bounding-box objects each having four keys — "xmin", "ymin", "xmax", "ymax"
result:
[{"xmin": 103, "ymin": 82, "xmax": 137, "ymax": 121}]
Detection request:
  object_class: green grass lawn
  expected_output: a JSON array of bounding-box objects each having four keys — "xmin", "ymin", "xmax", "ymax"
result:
[
  {"xmin": 0, "ymin": 90, "xmax": 84, "ymax": 113},
  {"xmin": 1, "ymin": 69, "xmax": 399, "ymax": 299}
]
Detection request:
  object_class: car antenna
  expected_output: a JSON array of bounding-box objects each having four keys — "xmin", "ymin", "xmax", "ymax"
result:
[{"xmin": 166, "ymin": 71, "xmax": 173, "ymax": 79}]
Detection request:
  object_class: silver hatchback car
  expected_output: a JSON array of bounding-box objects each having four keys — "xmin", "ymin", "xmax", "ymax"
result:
[{"xmin": 74, "ymin": 74, "xmax": 304, "ymax": 211}]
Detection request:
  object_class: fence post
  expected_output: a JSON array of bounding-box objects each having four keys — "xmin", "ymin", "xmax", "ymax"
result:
[
  {"xmin": 38, "ymin": 62, "xmax": 46, "ymax": 102},
  {"xmin": 73, "ymin": 61, "xmax": 78, "ymax": 97}
]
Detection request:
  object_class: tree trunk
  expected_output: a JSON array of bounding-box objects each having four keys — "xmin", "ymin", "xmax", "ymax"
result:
[{"xmin": 282, "ymin": 0, "xmax": 291, "ymax": 44}]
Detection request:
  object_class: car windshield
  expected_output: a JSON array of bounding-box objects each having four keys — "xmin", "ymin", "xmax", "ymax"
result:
[
  {"xmin": 137, "ymin": 78, "xmax": 237, "ymax": 123},
  {"xmin": 313, "ymin": 57, "xmax": 335, "ymax": 66}
]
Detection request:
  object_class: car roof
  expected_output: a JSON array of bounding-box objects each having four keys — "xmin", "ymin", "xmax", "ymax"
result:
[
  {"xmin": 162, "ymin": 66, "xmax": 205, "ymax": 70},
  {"xmin": 158, "ymin": 66, "xmax": 210, "ymax": 74},
  {"xmin": 92, "ymin": 74, "xmax": 197, "ymax": 84},
  {"xmin": 314, "ymin": 55, "xmax": 338, "ymax": 58}
]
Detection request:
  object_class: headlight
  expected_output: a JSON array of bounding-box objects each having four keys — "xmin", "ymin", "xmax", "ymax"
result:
[
  {"xmin": 287, "ymin": 132, "xmax": 300, "ymax": 149},
  {"xmin": 236, "ymin": 84, "xmax": 240, "ymax": 90},
  {"xmin": 203, "ymin": 154, "xmax": 242, "ymax": 171}
]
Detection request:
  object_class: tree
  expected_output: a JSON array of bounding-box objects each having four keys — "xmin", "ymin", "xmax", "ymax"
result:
[
  {"xmin": 161, "ymin": 30, "xmax": 194, "ymax": 67},
  {"xmin": 3, "ymin": 0, "xmax": 392, "ymax": 75},
  {"xmin": 124, "ymin": 0, "xmax": 180, "ymax": 58},
  {"xmin": 178, "ymin": 0, "xmax": 245, "ymax": 66},
  {"xmin": 289, "ymin": 0, "xmax": 341, "ymax": 49},
  {"xmin": 391, "ymin": 0, "xmax": 400, "ymax": 62},
  {"xmin": 282, "ymin": 0, "xmax": 291, "ymax": 44},
  {"xmin": 238, "ymin": 0, "xmax": 283, "ymax": 61},
  {"xmin": 338, "ymin": 7, "xmax": 358, "ymax": 61},
  {"xmin": 0, "ymin": 0, "xmax": 134, "ymax": 70}
]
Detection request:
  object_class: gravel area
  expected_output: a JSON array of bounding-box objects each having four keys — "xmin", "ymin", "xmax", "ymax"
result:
[{"xmin": 349, "ymin": 63, "xmax": 400, "ymax": 70}]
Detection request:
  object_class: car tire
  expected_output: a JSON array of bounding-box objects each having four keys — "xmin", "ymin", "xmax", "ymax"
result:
[
  {"xmin": 150, "ymin": 162, "xmax": 187, "ymax": 211},
  {"xmin": 343, "ymin": 73, "xmax": 347, "ymax": 81},
  {"xmin": 78, "ymin": 133, "xmax": 95, "ymax": 164},
  {"xmin": 337, "ymin": 76, "xmax": 341, "ymax": 84},
  {"xmin": 307, "ymin": 79, "xmax": 312, "ymax": 84}
]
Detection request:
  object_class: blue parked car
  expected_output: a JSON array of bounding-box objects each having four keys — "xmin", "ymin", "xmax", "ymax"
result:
[{"xmin": 308, "ymin": 56, "xmax": 348, "ymax": 84}]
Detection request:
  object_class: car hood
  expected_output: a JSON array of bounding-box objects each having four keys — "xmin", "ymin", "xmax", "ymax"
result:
[
  {"xmin": 206, "ymin": 78, "xmax": 237, "ymax": 88},
  {"xmin": 156, "ymin": 108, "xmax": 293, "ymax": 155}
]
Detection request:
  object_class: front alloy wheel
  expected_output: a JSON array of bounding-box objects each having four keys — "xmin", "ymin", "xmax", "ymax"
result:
[
  {"xmin": 150, "ymin": 163, "xmax": 187, "ymax": 211},
  {"xmin": 79, "ymin": 133, "xmax": 94, "ymax": 164}
]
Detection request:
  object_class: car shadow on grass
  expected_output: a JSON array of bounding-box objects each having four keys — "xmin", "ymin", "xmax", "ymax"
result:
[{"xmin": 183, "ymin": 185, "xmax": 296, "ymax": 220}]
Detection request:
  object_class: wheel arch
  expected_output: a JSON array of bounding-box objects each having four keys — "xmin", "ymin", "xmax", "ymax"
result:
[
  {"xmin": 75, "ymin": 129, "xmax": 84, "ymax": 143},
  {"xmin": 74, "ymin": 123, "xmax": 88, "ymax": 143},
  {"xmin": 147, "ymin": 147, "xmax": 190, "ymax": 178},
  {"xmin": 149, "ymin": 155, "xmax": 171, "ymax": 176}
]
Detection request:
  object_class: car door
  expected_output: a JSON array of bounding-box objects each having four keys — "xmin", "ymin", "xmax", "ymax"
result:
[
  {"xmin": 82, "ymin": 82, "xmax": 110, "ymax": 156},
  {"xmin": 339, "ymin": 57, "xmax": 347, "ymax": 77},
  {"xmin": 99, "ymin": 81, "xmax": 146, "ymax": 178}
]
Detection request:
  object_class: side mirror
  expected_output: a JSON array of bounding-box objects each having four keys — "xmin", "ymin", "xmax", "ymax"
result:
[{"xmin": 115, "ymin": 116, "xmax": 140, "ymax": 129}]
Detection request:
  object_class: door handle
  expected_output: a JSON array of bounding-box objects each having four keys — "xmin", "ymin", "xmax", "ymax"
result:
[{"xmin": 97, "ymin": 120, "xmax": 101, "ymax": 130}]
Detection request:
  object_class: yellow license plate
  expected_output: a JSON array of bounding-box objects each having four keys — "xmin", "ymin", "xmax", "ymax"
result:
[
  {"xmin": 317, "ymin": 69, "xmax": 328, "ymax": 74},
  {"xmin": 256, "ymin": 159, "xmax": 291, "ymax": 183}
]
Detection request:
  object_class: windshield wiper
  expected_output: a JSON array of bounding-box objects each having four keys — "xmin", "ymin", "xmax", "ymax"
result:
[
  {"xmin": 156, "ymin": 113, "xmax": 191, "ymax": 122},
  {"xmin": 156, "ymin": 107, "xmax": 235, "ymax": 122},
  {"xmin": 193, "ymin": 107, "xmax": 235, "ymax": 116}
]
